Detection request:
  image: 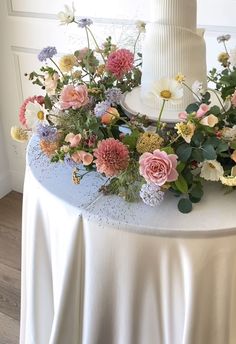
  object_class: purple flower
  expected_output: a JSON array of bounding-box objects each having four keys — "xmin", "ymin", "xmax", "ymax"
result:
[
  {"xmin": 38, "ymin": 46, "xmax": 57, "ymax": 62},
  {"xmin": 64, "ymin": 156, "xmax": 79, "ymax": 168},
  {"xmin": 36, "ymin": 123, "xmax": 58, "ymax": 141},
  {"xmin": 105, "ymin": 87, "xmax": 122, "ymax": 106},
  {"xmin": 217, "ymin": 34, "xmax": 231, "ymax": 43},
  {"xmin": 94, "ymin": 100, "xmax": 110, "ymax": 117},
  {"xmin": 78, "ymin": 18, "xmax": 93, "ymax": 28},
  {"xmin": 140, "ymin": 183, "xmax": 165, "ymax": 207}
]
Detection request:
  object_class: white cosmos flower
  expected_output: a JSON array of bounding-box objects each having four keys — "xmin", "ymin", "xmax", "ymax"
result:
[
  {"xmin": 150, "ymin": 78, "xmax": 183, "ymax": 104},
  {"xmin": 200, "ymin": 160, "xmax": 224, "ymax": 181},
  {"xmin": 25, "ymin": 101, "xmax": 48, "ymax": 129},
  {"xmin": 57, "ymin": 3, "xmax": 75, "ymax": 25}
]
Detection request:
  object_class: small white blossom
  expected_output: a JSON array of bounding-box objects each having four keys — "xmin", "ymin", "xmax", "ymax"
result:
[
  {"xmin": 135, "ymin": 20, "xmax": 146, "ymax": 33},
  {"xmin": 140, "ymin": 183, "xmax": 165, "ymax": 207},
  {"xmin": 57, "ymin": 4, "xmax": 75, "ymax": 25},
  {"xmin": 221, "ymin": 125, "xmax": 236, "ymax": 141},
  {"xmin": 200, "ymin": 160, "xmax": 224, "ymax": 181}
]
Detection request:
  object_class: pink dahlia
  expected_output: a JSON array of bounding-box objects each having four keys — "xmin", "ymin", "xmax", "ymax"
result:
[
  {"xmin": 139, "ymin": 149, "xmax": 178, "ymax": 186},
  {"xmin": 19, "ymin": 95, "xmax": 44, "ymax": 127},
  {"xmin": 94, "ymin": 138, "xmax": 129, "ymax": 177},
  {"xmin": 105, "ymin": 49, "xmax": 134, "ymax": 79}
]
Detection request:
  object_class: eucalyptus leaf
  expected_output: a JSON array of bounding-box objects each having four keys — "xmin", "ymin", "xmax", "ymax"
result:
[{"xmin": 178, "ymin": 198, "xmax": 193, "ymax": 213}]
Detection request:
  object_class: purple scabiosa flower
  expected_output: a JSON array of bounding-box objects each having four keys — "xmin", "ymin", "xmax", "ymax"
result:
[
  {"xmin": 64, "ymin": 156, "xmax": 80, "ymax": 168},
  {"xmin": 140, "ymin": 183, "xmax": 165, "ymax": 207},
  {"xmin": 94, "ymin": 100, "xmax": 110, "ymax": 117},
  {"xmin": 36, "ymin": 123, "xmax": 58, "ymax": 141},
  {"xmin": 78, "ymin": 18, "xmax": 93, "ymax": 28},
  {"xmin": 105, "ymin": 87, "xmax": 122, "ymax": 106},
  {"xmin": 38, "ymin": 46, "xmax": 57, "ymax": 62},
  {"xmin": 217, "ymin": 34, "xmax": 231, "ymax": 43}
]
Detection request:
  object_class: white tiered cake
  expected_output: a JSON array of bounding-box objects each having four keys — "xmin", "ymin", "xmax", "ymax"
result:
[{"xmin": 123, "ymin": 0, "xmax": 207, "ymax": 122}]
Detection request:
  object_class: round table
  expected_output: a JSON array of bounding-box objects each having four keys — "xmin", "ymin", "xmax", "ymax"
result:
[{"xmin": 20, "ymin": 136, "xmax": 236, "ymax": 344}]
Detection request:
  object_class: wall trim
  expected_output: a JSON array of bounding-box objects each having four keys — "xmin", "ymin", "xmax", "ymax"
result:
[{"xmin": 0, "ymin": 173, "xmax": 11, "ymax": 199}]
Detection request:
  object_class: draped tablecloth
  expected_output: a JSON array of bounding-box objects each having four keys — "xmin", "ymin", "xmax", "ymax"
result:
[{"xmin": 20, "ymin": 136, "xmax": 236, "ymax": 344}]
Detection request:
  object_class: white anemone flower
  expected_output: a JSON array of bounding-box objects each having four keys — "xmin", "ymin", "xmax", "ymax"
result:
[
  {"xmin": 57, "ymin": 3, "xmax": 75, "ymax": 25},
  {"xmin": 25, "ymin": 101, "xmax": 48, "ymax": 129},
  {"xmin": 200, "ymin": 160, "xmax": 224, "ymax": 181},
  {"xmin": 150, "ymin": 78, "xmax": 183, "ymax": 104}
]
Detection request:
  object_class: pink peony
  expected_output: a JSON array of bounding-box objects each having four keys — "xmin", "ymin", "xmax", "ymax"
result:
[
  {"xmin": 19, "ymin": 95, "xmax": 44, "ymax": 127},
  {"xmin": 71, "ymin": 150, "xmax": 93, "ymax": 165},
  {"xmin": 105, "ymin": 49, "xmax": 134, "ymax": 79},
  {"xmin": 59, "ymin": 84, "xmax": 89, "ymax": 110},
  {"xmin": 196, "ymin": 104, "xmax": 209, "ymax": 118},
  {"xmin": 139, "ymin": 149, "xmax": 178, "ymax": 186},
  {"xmin": 94, "ymin": 138, "xmax": 129, "ymax": 177},
  {"xmin": 232, "ymin": 90, "xmax": 236, "ymax": 107}
]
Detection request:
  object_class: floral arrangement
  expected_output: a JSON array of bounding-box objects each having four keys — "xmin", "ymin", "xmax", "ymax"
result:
[{"xmin": 11, "ymin": 5, "xmax": 236, "ymax": 213}]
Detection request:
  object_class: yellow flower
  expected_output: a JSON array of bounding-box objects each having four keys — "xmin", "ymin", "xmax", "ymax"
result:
[
  {"xmin": 136, "ymin": 132, "xmax": 164, "ymax": 154},
  {"xmin": 11, "ymin": 126, "xmax": 28, "ymax": 142},
  {"xmin": 175, "ymin": 73, "xmax": 185, "ymax": 83},
  {"xmin": 96, "ymin": 64, "xmax": 105, "ymax": 76},
  {"xmin": 218, "ymin": 52, "xmax": 229, "ymax": 67},
  {"xmin": 175, "ymin": 122, "xmax": 195, "ymax": 143},
  {"xmin": 220, "ymin": 175, "xmax": 236, "ymax": 186},
  {"xmin": 72, "ymin": 70, "xmax": 82, "ymax": 79},
  {"xmin": 59, "ymin": 54, "xmax": 77, "ymax": 72}
]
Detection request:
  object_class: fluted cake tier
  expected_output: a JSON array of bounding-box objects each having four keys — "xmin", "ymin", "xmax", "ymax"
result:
[{"xmin": 141, "ymin": 22, "xmax": 207, "ymax": 117}]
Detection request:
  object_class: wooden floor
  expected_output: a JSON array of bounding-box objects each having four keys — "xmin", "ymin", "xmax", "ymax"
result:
[{"xmin": 0, "ymin": 191, "xmax": 22, "ymax": 344}]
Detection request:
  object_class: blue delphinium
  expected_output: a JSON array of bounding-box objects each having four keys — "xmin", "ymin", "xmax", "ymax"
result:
[
  {"xmin": 105, "ymin": 87, "xmax": 122, "ymax": 106},
  {"xmin": 94, "ymin": 100, "xmax": 110, "ymax": 117},
  {"xmin": 78, "ymin": 18, "xmax": 93, "ymax": 28},
  {"xmin": 36, "ymin": 123, "xmax": 58, "ymax": 141},
  {"xmin": 38, "ymin": 46, "xmax": 57, "ymax": 62}
]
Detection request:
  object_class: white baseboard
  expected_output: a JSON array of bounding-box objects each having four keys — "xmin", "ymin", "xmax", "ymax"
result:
[{"xmin": 0, "ymin": 173, "xmax": 11, "ymax": 198}]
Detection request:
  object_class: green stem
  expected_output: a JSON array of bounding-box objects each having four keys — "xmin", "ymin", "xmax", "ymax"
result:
[
  {"xmin": 133, "ymin": 32, "xmax": 140, "ymax": 56},
  {"xmin": 156, "ymin": 99, "xmax": 166, "ymax": 132},
  {"xmin": 49, "ymin": 58, "xmax": 64, "ymax": 78},
  {"xmin": 85, "ymin": 27, "xmax": 92, "ymax": 83},
  {"xmin": 87, "ymin": 26, "xmax": 106, "ymax": 63},
  {"xmin": 183, "ymin": 82, "xmax": 202, "ymax": 102},
  {"xmin": 207, "ymin": 88, "xmax": 226, "ymax": 113}
]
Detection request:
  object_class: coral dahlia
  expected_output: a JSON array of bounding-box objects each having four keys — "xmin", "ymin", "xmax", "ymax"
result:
[
  {"xmin": 94, "ymin": 138, "xmax": 129, "ymax": 177},
  {"xmin": 105, "ymin": 49, "xmax": 134, "ymax": 79}
]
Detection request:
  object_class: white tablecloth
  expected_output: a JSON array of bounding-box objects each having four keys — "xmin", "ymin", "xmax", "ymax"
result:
[{"xmin": 20, "ymin": 136, "xmax": 236, "ymax": 344}]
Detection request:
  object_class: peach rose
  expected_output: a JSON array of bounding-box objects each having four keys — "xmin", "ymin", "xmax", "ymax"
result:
[
  {"xmin": 59, "ymin": 84, "xmax": 89, "ymax": 110},
  {"xmin": 101, "ymin": 107, "xmax": 120, "ymax": 125},
  {"xmin": 71, "ymin": 150, "xmax": 93, "ymax": 165},
  {"xmin": 65, "ymin": 133, "xmax": 82, "ymax": 147},
  {"xmin": 139, "ymin": 149, "xmax": 178, "ymax": 186}
]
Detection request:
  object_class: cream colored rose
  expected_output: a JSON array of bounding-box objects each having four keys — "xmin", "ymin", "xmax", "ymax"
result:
[{"xmin": 200, "ymin": 114, "xmax": 219, "ymax": 127}]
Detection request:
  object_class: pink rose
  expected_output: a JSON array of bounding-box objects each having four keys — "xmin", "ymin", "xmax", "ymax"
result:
[
  {"xmin": 139, "ymin": 149, "xmax": 178, "ymax": 186},
  {"xmin": 196, "ymin": 104, "xmax": 209, "ymax": 118},
  {"xmin": 59, "ymin": 84, "xmax": 89, "ymax": 110}
]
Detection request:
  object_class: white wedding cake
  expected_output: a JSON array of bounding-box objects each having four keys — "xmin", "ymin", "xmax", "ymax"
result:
[{"xmin": 123, "ymin": 0, "xmax": 207, "ymax": 122}]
